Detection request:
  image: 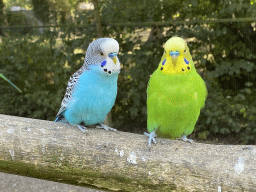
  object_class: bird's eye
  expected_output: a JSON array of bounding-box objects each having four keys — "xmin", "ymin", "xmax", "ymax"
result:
[
  {"xmin": 184, "ymin": 50, "xmax": 186, "ymax": 53},
  {"xmin": 100, "ymin": 52, "xmax": 104, "ymax": 56}
]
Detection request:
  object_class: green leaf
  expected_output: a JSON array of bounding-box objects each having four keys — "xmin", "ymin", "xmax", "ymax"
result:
[
  {"xmin": 129, "ymin": 107, "xmax": 139, "ymax": 118},
  {"xmin": 245, "ymin": 82, "xmax": 253, "ymax": 87},
  {"xmin": 198, "ymin": 131, "xmax": 210, "ymax": 140},
  {"xmin": 191, "ymin": 0, "xmax": 198, "ymax": 6},
  {"xmin": 0, "ymin": 73, "xmax": 22, "ymax": 93}
]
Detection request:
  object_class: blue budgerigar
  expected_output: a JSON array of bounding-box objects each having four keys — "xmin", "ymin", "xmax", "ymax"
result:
[{"xmin": 55, "ymin": 38, "xmax": 120, "ymax": 132}]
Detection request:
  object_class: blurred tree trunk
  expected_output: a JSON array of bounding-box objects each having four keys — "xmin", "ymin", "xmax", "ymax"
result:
[
  {"xmin": 0, "ymin": 0, "xmax": 5, "ymax": 36},
  {"xmin": 92, "ymin": 0, "xmax": 103, "ymax": 38},
  {"xmin": 144, "ymin": 25, "xmax": 164, "ymax": 47},
  {"xmin": 60, "ymin": 11, "xmax": 66, "ymax": 25},
  {"xmin": 31, "ymin": 0, "xmax": 51, "ymax": 24},
  {"xmin": 92, "ymin": 0, "xmax": 112, "ymax": 126}
]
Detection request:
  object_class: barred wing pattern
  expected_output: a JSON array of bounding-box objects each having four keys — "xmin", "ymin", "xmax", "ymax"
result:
[
  {"xmin": 55, "ymin": 38, "xmax": 115, "ymax": 118},
  {"xmin": 56, "ymin": 65, "xmax": 87, "ymax": 117}
]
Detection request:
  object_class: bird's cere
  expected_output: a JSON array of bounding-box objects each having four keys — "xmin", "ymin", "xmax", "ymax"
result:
[
  {"xmin": 169, "ymin": 51, "xmax": 180, "ymax": 57},
  {"xmin": 108, "ymin": 52, "xmax": 117, "ymax": 58}
]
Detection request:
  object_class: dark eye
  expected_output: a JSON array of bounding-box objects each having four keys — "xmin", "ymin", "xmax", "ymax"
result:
[
  {"xmin": 101, "ymin": 52, "xmax": 104, "ymax": 55},
  {"xmin": 184, "ymin": 50, "xmax": 186, "ymax": 53}
]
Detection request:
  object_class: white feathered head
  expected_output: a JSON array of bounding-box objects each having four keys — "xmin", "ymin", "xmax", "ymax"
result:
[{"xmin": 84, "ymin": 38, "xmax": 120, "ymax": 75}]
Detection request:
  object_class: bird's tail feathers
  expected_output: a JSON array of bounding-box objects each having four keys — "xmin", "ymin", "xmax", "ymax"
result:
[
  {"xmin": 54, "ymin": 113, "xmax": 68, "ymax": 123},
  {"xmin": 54, "ymin": 115, "xmax": 61, "ymax": 122}
]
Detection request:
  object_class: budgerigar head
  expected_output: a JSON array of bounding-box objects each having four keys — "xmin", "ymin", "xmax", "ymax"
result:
[
  {"xmin": 159, "ymin": 37, "xmax": 193, "ymax": 75},
  {"xmin": 84, "ymin": 38, "xmax": 120, "ymax": 76}
]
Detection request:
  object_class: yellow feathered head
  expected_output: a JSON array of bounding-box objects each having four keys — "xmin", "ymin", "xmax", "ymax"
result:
[{"xmin": 159, "ymin": 37, "xmax": 193, "ymax": 75}]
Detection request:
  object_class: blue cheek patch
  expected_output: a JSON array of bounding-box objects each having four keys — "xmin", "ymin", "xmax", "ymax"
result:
[
  {"xmin": 101, "ymin": 60, "xmax": 107, "ymax": 67},
  {"xmin": 184, "ymin": 58, "xmax": 189, "ymax": 64},
  {"xmin": 162, "ymin": 59, "xmax": 166, "ymax": 65}
]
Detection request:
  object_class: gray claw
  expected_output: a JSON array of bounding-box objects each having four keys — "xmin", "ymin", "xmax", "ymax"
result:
[
  {"xmin": 144, "ymin": 131, "xmax": 157, "ymax": 147},
  {"xmin": 77, "ymin": 125, "xmax": 88, "ymax": 133},
  {"xmin": 96, "ymin": 123, "xmax": 117, "ymax": 131},
  {"xmin": 180, "ymin": 135, "xmax": 195, "ymax": 144}
]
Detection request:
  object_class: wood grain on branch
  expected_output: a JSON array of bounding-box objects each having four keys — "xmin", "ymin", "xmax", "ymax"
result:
[{"xmin": 0, "ymin": 114, "xmax": 255, "ymax": 191}]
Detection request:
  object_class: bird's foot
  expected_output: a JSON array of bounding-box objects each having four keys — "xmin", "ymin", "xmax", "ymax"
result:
[
  {"xmin": 180, "ymin": 135, "xmax": 195, "ymax": 144},
  {"xmin": 144, "ymin": 131, "xmax": 157, "ymax": 147},
  {"xmin": 77, "ymin": 125, "xmax": 88, "ymax": 133},
  {"xmin": 96, "ymin": 123, "xmax": 117, "ymax": 131}
]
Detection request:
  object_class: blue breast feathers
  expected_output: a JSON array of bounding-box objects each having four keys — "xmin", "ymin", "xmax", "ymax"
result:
[{"xmin": 64, "ymin": 65, "xmax": 118, "ymax": 125}]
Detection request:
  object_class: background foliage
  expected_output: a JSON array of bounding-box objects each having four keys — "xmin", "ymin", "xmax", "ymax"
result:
[{"xmin": 1, "ymin": 0, "xmax": 256, "ymax": 144}]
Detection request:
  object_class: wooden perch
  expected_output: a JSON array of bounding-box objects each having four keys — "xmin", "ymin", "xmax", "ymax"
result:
[{"xmin": 0, "ymin": 114, "xmax": 255, "ymax": 192}]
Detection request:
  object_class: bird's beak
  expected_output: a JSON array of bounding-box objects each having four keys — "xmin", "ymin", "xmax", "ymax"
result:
[{"xmin": 108, "ymin": 52, "xmax": 118, "ymax": 64}]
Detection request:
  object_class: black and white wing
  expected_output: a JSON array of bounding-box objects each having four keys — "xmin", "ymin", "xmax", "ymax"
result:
[{"xmin": 55, "ymin": 66, "xmax": 86, "ymax": 121}]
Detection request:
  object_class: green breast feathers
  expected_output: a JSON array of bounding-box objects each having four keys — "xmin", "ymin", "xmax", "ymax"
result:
[{"xmin": 145, "ymin": 37, "xmax": 207, "ymax": 147}]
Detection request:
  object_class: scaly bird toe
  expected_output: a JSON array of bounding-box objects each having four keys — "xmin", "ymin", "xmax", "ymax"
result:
[
  {"xmin": 96, "ymin": 123, "xmax": 117, "ymax": 131},
  {"xmin": 180, "ymin": 135, "xmax": 195, "ymax": 144},
  {"xmin": 77, "ymin": 125, "xmax": 88, "ymax": 133},
  {"xmin": 144, "ymin": 131, "xmax": 157, "ymax": 147}
]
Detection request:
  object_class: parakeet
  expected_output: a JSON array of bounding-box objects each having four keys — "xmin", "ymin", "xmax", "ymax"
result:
[
  {"xmin": 55, "ymin": 38, "xmax": 120, "ymax": 132},
  {"xmin": 0, "ymin": 73, "xmax": 22, "ymax": 92},
  {"xmin": 144, "ymin": 37, "xmax": 207, "ymax": 146}
]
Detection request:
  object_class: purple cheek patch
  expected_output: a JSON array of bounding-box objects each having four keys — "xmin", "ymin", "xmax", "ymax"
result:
[
  {"xmin": 162, "ymin": 59, "xmax": 166, "ymax": 65},
  {"xmin": 101, "ymin": 60, "xmax": 107, "ymax": 67},
  {"xmin": 184, "ymin": 58, "xmax": 189, "ymax": 64}
]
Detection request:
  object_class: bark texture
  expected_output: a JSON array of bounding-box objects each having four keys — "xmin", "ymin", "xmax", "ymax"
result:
[{"xmin": 0, "ymin": 114, "xmax": 255, "ymax": 192}]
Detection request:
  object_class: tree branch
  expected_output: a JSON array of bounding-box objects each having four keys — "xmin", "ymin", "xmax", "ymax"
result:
[{"xmin": 0, "ymin": 114, "xmax": 255, "ymax": 191}]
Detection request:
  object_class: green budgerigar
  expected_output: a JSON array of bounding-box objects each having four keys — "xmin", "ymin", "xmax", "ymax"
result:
[{"xmin": 144, "ymin": 37, "xmax": 207, "ymax": 147}]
